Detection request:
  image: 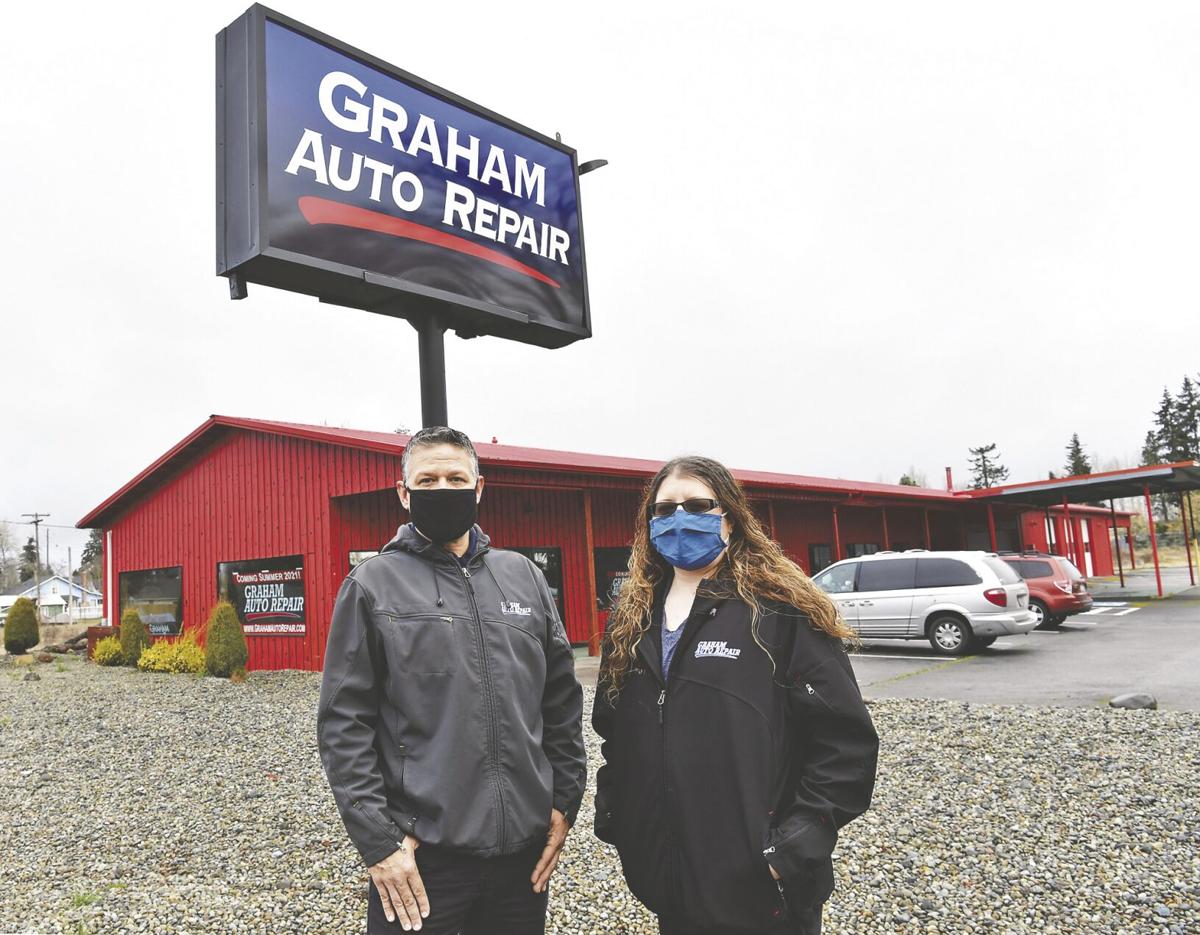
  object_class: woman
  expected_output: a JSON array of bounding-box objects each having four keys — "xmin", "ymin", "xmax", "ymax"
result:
[{"xmin": 592, "ymin": 456, "xmax": 879, "ymax": 935}]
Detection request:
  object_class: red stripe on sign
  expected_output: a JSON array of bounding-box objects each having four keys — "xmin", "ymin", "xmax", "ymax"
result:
[{"xmin": 297, "ymin": 195, "xmax": 561, "ymax": 289}]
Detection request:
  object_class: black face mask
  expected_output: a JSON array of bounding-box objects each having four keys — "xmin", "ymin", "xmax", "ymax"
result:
[{"xmin": 406, "ymin": 487, "xmax": 478, "ymax": 544}]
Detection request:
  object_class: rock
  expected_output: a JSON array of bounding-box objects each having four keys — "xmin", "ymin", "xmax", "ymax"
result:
[
  {"xmin": 23, "ymin": 671, "xmax": 41, "ymax": 681},
  {"xmin": 35, "ymin": 653, "xmax": 55, "ymax": 664},
  {"xmin": 1110, "ymin": 693, "xmax": 1158, "ymax": 710}
]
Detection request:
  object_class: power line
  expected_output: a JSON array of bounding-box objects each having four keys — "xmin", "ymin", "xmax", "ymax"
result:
[{"xmin": 0, "ymin": 518, "xmax": 86, "ymax": 530}]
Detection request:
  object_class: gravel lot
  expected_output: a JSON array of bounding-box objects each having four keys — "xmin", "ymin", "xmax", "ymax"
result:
[{"xmin": 1, "ymin": 654, "xmax": 1197, "ymax": 935}]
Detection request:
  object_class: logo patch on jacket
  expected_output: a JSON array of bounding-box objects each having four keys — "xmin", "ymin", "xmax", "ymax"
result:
[
  {"xmin": 500, "ymin": 601, "xmax": 533, "ymax": 616},
  {"xmin": 694, "ymin": 640, "xmax": 741, "ymax": 660}
]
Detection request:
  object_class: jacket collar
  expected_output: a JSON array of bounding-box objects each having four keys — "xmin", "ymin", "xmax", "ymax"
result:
[
  {"xmin": 383, "ymin": 522, "xmax": 491, "ymax": 563},
  {"xmin": 635, "ymin": 567, "xmax": 735, "ymax": 680}
]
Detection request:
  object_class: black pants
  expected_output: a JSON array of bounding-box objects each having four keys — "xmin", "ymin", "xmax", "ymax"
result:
[
  {"xmin": 366, "ymin": 842, "xmax": 547, "ymax": 935},
  {"xmin": 658, "ymin": 904, "xmax": 822, "ymax": 935}
]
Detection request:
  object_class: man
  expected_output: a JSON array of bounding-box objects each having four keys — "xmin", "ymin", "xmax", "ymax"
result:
[{"xmin": 317, "ymin": 426, "xmax": 586, "ymax": 934}]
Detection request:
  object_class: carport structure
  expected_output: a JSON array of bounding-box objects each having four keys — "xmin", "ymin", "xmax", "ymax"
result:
[{"xmin": 968, "ymin": 462, "xmax": 1200, "ymax": 597}]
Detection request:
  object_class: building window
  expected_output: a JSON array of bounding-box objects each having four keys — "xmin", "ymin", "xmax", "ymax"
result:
[
  {"xmin": 846, "ymin": 543, "xmax": 880, "ymax": 558},
  {"xmin": 594, "ymin": 547, "xmax": 632, "ymax": 612},
  {"xmin": 808, "ymin": 544, "xmax": 833, "ymax": 573},
  {"xmin": 119, "ymin": 566, "xmax": 183, "ymax": 637},
  {"xmin": 509, "ymin": 547, "xmax": 565, "ymax": 619},
  {"xmin": 217, "ymin": 555, "xmax": 306, "ymax": 636}
]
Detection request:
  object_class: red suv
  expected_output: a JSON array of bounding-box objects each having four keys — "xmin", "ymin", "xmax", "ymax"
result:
[{"xmin": 1000, "ymin": 551, "xmax": 1093, "ymax": 629}]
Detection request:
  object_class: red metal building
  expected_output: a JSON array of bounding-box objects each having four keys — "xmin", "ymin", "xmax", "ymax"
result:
[{"xmin": 78, "ymin": 416, "xmax": 1134, "ymax": 671}]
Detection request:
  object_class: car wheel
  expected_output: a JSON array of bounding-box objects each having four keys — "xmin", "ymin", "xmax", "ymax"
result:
[
  {"xmin": 1031, "ymin": 600, "xmax": 1060, "ymax": 630},
  {"xmin": 975, "ymin": 636, "xmax": 997, "ymax": 648},
  {"xmin": 928, "ymin": 615, "xmax": 974, "ymax": 656}
]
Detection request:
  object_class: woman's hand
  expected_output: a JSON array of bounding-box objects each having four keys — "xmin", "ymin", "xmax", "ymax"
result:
[{"xmin": 368, "ymin": 835, "xmax": 428, "ymax": 930}]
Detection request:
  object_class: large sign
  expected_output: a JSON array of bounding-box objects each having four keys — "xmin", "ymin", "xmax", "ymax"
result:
[
  {"xmin": 218, "ymin": 555, "xmax": 306, "ymax": 635},
  {"xmin": 217, "ymin": 5, "xmax": 591, "ymax": 349}
]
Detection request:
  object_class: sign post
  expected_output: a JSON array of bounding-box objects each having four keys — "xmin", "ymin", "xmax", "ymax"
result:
[{"xmin": 217, "ymin": 5, "xmax": 596, "ymax": 426}]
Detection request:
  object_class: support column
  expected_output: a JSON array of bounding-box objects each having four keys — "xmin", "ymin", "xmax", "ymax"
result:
[
  {"xmin": 1109, "ymin": 499, "xmax": 1125, "ymax": 588},
  {"xmin": 1185, "ymin": 496, "xmax": 1195, "ymax": 585},
  {"xmin": 923, "ymin": 509, "xmax": 932, "ymax": 549},
  {"xmin": 767, "ymin": 500, "xmax": 777, "ymax": 541},
  {"xmin": 1180, "ymin": 493, "xmax": 1196, "ymax": 586},
  {"xmin": 582, "ymin": 489, "xmax": 600, "ymax": 657},
  {"xmin": 1144, "ymin": 483, "xmax": 1162, "ymax": 597},
  {"xmin": 1062, "ymin": 497, "xmax": 1076, "ymax": 569},
  {"xmin": 1127, "ymin": 523, "xmax": 1136, "ymax": 569},
  {"xmin": 986, "ymin": 503, "xmax": 998, "ymax": 552},
  {"xmin": 832, "ymin": 506, "xmax": 842, "ymax": 562},
  {"xmin": 1044, "ymin": 506, "xmax": 1055, "ymax": 554},
  {"xmin": 881, "ymin": 506, "xmax": 891, "ymax": 550},
  {"xmin": 412, "ymin": 315, "xmax": 448, "ymax": 427}
]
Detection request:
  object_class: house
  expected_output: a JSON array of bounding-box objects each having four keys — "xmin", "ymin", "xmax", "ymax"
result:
[{"xmin": 0, "ymin": 575, "xmax": 104, "ymax": 623}]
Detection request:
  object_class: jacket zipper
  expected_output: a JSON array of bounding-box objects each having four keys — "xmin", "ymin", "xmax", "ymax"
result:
[
  {"xmin": 350, "ymin": 798, "xmax": 404, "ymax": 848},
  {"xmin": 460, "ymin": 559, "xmax": 507, "ymax": 851}
]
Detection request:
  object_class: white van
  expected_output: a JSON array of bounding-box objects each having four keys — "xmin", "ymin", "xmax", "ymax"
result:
[{"xmin": 812, "ymin": 550, "xmax": 1037, "ymax": 655}]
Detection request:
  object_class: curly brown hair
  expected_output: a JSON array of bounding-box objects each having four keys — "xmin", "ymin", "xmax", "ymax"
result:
[{"xmin": 599, "ymin": 455, "xmax": 855, "ymax": 703}]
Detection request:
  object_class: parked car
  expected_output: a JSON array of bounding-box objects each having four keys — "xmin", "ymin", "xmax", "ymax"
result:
[
  {"xmin": 812, "ymin": 550, "xmax": 1037, "ymax": 655},
  {"xmin": 998, "ymin": 551, "xmax": 1092, "ymax": 629}
]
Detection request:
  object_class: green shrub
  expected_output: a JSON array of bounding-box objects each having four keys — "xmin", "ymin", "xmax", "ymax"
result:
[
  {"xmin": 118, "ymin": 608, "xmax": 150, "ymax": 667},
  {"xmin": 137, "ymin": 628, "xmax": 205, "ymax": 674},
  {"xmin": 204, "ymin": 600, "xmax": 248, "ymax": 679},
  {"xmin": 3, "ymin": 597, "xmax": 39, "ymax": 655},
  {"xmin": 93, "ymin": 636, "xmax": 124, "ymax": 667}
]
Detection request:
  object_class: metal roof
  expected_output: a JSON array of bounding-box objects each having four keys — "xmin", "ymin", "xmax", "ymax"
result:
[
  {"xmin": 965, "ymin": 461, "xmax": 1200, "ymax": 507},
  {"xmin": 78, "ymin": 415, "xmax": 1151, "ymax": 529},
  {"xmin": 78, "ymin": 415, "xmax": 970, "ymax": 528}
]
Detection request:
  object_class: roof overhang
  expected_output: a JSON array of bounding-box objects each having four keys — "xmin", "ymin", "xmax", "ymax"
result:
[{"xmin": 967, "ymin": 462, "xmax": 1200, "ymax": 507}]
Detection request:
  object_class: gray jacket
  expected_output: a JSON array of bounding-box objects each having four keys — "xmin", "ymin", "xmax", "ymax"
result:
[{"xmin": 316, "ymin": 523, "xmax": 586, "ymax": 867}]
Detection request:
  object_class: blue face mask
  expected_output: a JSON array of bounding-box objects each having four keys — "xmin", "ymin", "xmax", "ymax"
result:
[{"xmin": 650, "ymin": 509, "xmax": 728, "ymax": 571}]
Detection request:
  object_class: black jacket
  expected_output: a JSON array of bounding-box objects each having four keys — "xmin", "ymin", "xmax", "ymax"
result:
[
  {"xmin": 317, "ymin": 523, "xmax": 586, "ymax": 867},
  {"xmin": 591, "ymin": 578, "xmax": 879, "ymax": 931}
]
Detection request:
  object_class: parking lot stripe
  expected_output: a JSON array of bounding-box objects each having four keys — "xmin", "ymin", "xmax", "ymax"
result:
[
  {"xmin": 1109, "ymin": 608, "xmax": 1140, "ymax": 616},
  {"xmin": 1030, "ymin": 630, "xmax": 1061, "ymax": 635},
  {"xmin": 1084, "ymin": 607, "xmax": 1115, "ymax": 614},
  {"xmin": 853, "ymin": 654, "xmax": 948, "ymax": 661},
  {"xmin": 1064, "ymin": 621, "xmax": 1098, "ymax": 627}
]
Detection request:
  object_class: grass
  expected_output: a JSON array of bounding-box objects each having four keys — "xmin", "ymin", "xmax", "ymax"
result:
[{"xmin": 71, "ymin": 890, "xmax": 101, "ymax": 907}]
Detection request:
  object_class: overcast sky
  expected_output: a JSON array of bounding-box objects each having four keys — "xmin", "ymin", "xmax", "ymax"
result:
[{"xmin": 3, "ymin": 0, "xmax": 1197, "ymax": 565}]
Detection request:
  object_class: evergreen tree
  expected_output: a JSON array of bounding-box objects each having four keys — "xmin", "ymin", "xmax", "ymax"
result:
[
  {"xmin": 968, "ymin": 443, "xmax": 1011, "ymax": 489},
  {"xmin": 1176, "ymin": 376, "xmax": 1200, "ymax": 459},
  {"xmin": 78, "ymin": 529, "xmax": 103, "ymax": 585},
  {"xmin": 1063, "ymin": 434, "xmax": 1092, "ymax": 476},
  {"xmin": 18, "ymin": 538, "xmax": 39, "ymax": 582},
  {"xmin": 1140, "ymin": 430, "xmax": 1170, "ymax": 520},
  {"xmin": 1154, "ymin": 387, "xmax": 1187, "ymax": 461}
]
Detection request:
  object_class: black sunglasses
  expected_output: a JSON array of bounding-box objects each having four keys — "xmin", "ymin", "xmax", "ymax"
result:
[{"xmin": 651, "ymin": 498, "xmax": 721, "ymax": 518}]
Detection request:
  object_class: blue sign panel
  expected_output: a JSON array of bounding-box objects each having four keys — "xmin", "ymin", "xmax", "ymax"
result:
[{"xmin": 217, "ymin": 6, "xmax": 591, "ymax": 348}]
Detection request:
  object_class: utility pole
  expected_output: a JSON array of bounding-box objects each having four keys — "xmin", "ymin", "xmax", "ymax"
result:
[
  {"xmin": 21, "ymin": 513, "xmax": 49, "ymax": 623},
  {"xmin": 68, "ymin": 546, "xmax": 73, "ymax": 622}
]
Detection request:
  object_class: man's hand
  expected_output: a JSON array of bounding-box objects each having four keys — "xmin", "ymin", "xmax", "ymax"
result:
[
  {"xmin": 368, "ymin": 835, "xmax": 428, "ymax": 931},
  {"xmin": 530, "ymin": 808, "xmax": 569, "ymax": 894}
]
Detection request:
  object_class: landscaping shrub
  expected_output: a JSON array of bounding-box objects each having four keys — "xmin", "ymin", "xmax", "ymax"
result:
[
  {"xmin": 204, "ymin": 601, "xmax": 248, "ymax": 679},
  {"xmin": 137, "ymin": 628, "xmax": 205, "ymax": 674},
  {"xmin": 93, "ymin": 636, "xmax": 124, "ymax": 667},
  {"xmin": 119, "ymin": 608, "xmax": 150, "ymax": 667},
  {"xmin": 3, "ymin": 597, "xmax": 39, "ymax": 655}
]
